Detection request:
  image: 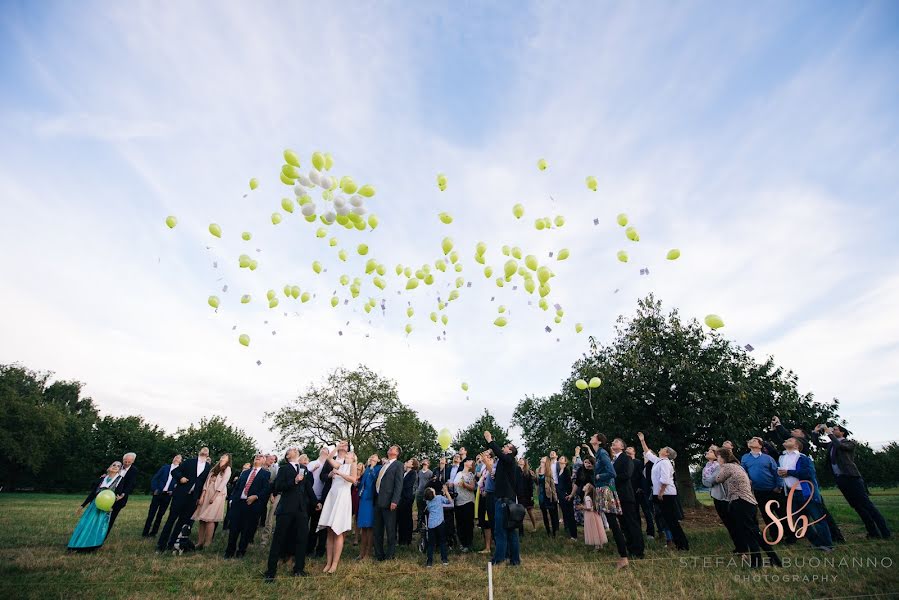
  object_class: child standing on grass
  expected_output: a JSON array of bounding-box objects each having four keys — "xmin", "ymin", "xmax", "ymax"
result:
[
  {"xmin": 424, "ymin": 485, "xmax": 454, "ymax": 567},
  {"xmin": 577, "ymin": 483, "xmax": 607, "ymax": 550}
]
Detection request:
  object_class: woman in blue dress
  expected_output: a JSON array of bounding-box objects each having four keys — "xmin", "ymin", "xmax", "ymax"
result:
[
  {"xmin": 67, "ymin": 461, "xmax": 123, "ymax": 552},
  {"xmin": 355, "ymin": 453, "xmax": 380, "ymax": 560}
]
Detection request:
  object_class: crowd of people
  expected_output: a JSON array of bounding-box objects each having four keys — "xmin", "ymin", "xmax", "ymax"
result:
[{"xmin": 66, "ymin": 416, "xmax": 891, "ymax": 580}]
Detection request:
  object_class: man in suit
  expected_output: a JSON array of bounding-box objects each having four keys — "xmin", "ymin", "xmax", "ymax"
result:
[
  {"xmin": 264, "ymin": 449, "xmax": 320, "ymax": 581},
  {"xmin": 306, "ymin": 447, "xmax": 330, "ymax": 557},
  {"xmin": 626, "ymin": 446, "xmax": 654, "ymax": 537},
  {"xmin": 373, "ymin": 444, "xmax": 404, "ymax": 561},
  {"xmin": 819, "ymin": 424, "xmax": 891, "ymax": 539},
  {"xmin": 107, "ymin": 452, "xmax": 138, "ymax": 537},
  {"xmin": 157, "ymin": 447, "xmax": 211, "ymax": 551},
  {"xmin": 225, "ymin": 453, "xmax": 271, "ymax": 558},
  {"xmin": 397, "ymin": 459, "xmax": 417, "ymax": 545},
  {"xmin": 143, "ymin": 454, "xmax": 182, "ymax": 537},
  {"xmin": 611, "ymin": 438, "xmax": 644, "ymax": 559}
]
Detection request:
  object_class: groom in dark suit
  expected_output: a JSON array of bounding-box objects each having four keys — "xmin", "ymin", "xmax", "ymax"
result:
[
  {"xmin": 264, "ymin": 449, "xmax": 321, "ymax": 581},
  {"xmin": 373, "ymin": 444, "xmax": 404, "ymax": 561},
  {"xmin": 611, "ymin": 438, "xmax": 644, "ymax": 558},
  {"xmin": 157, "ymin": 447, "xmax": 211, "ymax": 551}
]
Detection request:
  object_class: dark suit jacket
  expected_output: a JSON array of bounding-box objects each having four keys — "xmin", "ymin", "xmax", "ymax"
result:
[
  {"xmin": 319, "ymin": 459, "xmax": 335, "ymax": 501},
  {"xmin": 374, "ymin": 459, "xmax": 403, "ymax": 508},
  {"xmin": 630, "ymin": 458, "xmax": 645, "ymax": 496},
  {"xmin": 273, "ymin": 463, "xmax": 317, "ymax": 516},
  {"xmin": 229, "ymin": 467, "xmax": 271, "ymax": 514},
  {"xmin": 170, "ymin": 458, "xmax": 211, "ymax": 505},
  {"xmin": 150, "ymin": 464, "xmax": 175, "ymax": 493},
  {"xmin": 825, "ymin": 434, "xmax": 862, "ymax": 477},
  {"xmin": 401, "ymin": 470, "xmax": 416, "ymax": 504},
  {"xmin": 612, "ymin": 452, "xmax": 635, "ymax": 504},
  {"xmin": 117, "ymin": 466, "xmax": 138, "ymax": 499}
]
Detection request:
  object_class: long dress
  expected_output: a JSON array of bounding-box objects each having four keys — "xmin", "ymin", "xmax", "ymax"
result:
[
  {"xmin": 356, "ymin": 466, "xmax": 378, "ymax": 528},
  {"xmin": 582, "ymin": 495, "xmax": 607, "ymax": 548},
  {"xmin": 193, "ymin": 467, "xmax": 231, "ymax": 522},
  {"xmin": 68, "ymin": 475, "xmax": 121, "ymax": 552},
  {"xmin": 317, "ymin": 463, "xmax": 353, "ymax": 535}
]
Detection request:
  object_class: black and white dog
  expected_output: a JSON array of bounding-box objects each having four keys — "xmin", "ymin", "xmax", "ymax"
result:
[{"xmin": 172, "ymin": 524, "xmax": 196, "ymax": 555}]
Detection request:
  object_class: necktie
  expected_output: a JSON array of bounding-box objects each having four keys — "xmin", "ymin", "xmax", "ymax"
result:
[
  {"xmin": 243, "ymin": 469, "xmax": 257, "ymax": 497},
  {"xmin": 376, "ymin": 462, "xmax": 388, "ymax": 492}
]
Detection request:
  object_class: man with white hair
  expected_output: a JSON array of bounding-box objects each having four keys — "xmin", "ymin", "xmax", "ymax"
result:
[{"xmin": 106, "ymin": 451, "xmax": 138, "ymax": 537}]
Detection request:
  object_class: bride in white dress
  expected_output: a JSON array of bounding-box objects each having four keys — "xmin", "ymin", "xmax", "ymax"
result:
[{"xmin": 317, "ymin": 447, "xmax": 358, "ymax": 574}]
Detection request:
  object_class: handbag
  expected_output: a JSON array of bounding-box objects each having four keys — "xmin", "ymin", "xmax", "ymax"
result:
[{"xmin": 504, "ymin": 500, "xmax": 527, "ymax": 530}]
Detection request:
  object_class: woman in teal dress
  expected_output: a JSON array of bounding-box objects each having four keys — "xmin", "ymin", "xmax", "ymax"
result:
[
  {"xmin": 67, "ymin": 461, "xmax": 122, "ymax": 552},
  {"xmin": 355, "ymin": 454, "xmax": 381, "ymax": 560}
]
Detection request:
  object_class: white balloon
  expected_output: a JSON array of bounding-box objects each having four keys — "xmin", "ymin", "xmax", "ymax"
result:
[
  {"xmin": 336, "ymin": 204, "xmax": 350, "ymax": 216},
  {"xmin": 352, "ymin": 205, "xmax": 367, "ymax": 215},
  {"xmin": 297, "ymin": 175, "xmax": 313, "ymax": 187},
  {"xmin": 333, "ymin": 196, "xmax": 347, "ymax": 209},
  {"xmin": 349, "ymin": 195, "xmax": 364, "ymax": 207},
  {"xmin": 294, "ymin": 184, "xmax": 305, "ymax": 196},
  {"xmin": 320, "ymin": 175, "xmax": 333, "ymax": 189},
  {"xmin": 301, "ymin": 202, "xmax": 316, "ymax": 216},
  {"xmin": 309, "ymin": 170, "xmax": 321, "ymax": 186},
  {"xmin": 323, "ymin": 210, "xmax": 336, "ymax": 223}
]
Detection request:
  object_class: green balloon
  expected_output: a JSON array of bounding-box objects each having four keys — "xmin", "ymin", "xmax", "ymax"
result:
[
  {"xmin": 357, "ymin": 244, "xmax": 369, "ymax": 256},
  {"xmin": 504, "ymin": 260, "xmax": 518, "ymax": 279},
  {"xmin": 461, "ymin": 382, "xmax": 469, "ymax": 391},
  {"xmin": 442, "ymin": 237, "xmax": 454, "ymax": 255},
  {"xmin": 448, "ymin": 290, "xmax": 459, "ymax": 301},
  {"xmin": 494, "ymin": 316, "xmax": 508, "ymax": 327},
  {"xmin": 271, "ymin": 212, "xmax": 282, "ymax": 225},
  {"xmin": 238, "ymin": 333, "xmax": 250, "ymax": 347},
  {"xmin": 165, "ymin": 215, "xmax": 177, "ymax": 229},
  {"xmin": 617, "ymin": 250, "xmax": 628, "ymax": 263},
  {"xmin": 249, "ymin": 178, "xmax": 259, "ymax": 190},
  {"xmin": 406, "ymin": 278, "xmax": 419, "ymax": 290},
  {"xmin": 438, "ymin": 428, "xmax": 452, "ymax": 450},
  {"xmin": 242, "ymin": 231, "xmax": 252, "ymax": 241},
  {"xmin": 441, "ymin": 314, "xmax": 448, "ymax": 326},
  {"xmin": 484, "ymin": 266, "xmax": 494, "ymax": 278},
  {"xmin": 585, "ymin": 176, "xmax": 597, "ymax": 191},
  {"xmin": 282, "ymin": 164, "xmax": 300, "ymax": 180},
  {"xmin": 300, "ymin": 292, "xmax": 310, "ymax": 303},
  {"xmin": 248, "ymin": 259, "xmax": 258, "ymax": 271},
  {"xmin": 535, "ymin": 219, "xmax": 545, "ymax": 231},
  {"xmin": 554, "ymin": 215, "xmax": 565, "ymax": 227},
  {"xmin": 284, "ymin": 149, "xmax": 301, "ymax": 168},
  {"xmin": 358, "ymin": 184, "xmax": 375, "ymax": 197},
  {"xmin": 430, "ymin": 312, "xmax": 437, "ymax": 323},
  {"xmin": 291, "ymin": 285, "xmax": 300, "ymax": 299},
  {"xmin": 617, "ymin": 213, "xmax": 628, "ymax": 227},
  {"xmin": 269, "ymin": 297, "xmax": 279, "ymax": 308},
  {"xmin": 575, "ymin": 379, "xmax": 588, "ymax": 390},
  {"xmin": 557, "ymin": 248, "xmax": 570, "ymax": 261},
  {"xmin": 338, "ymin": 250, "xmax": 347, "ymax": 261},
  {"xmin": 241, "ymin": 294, "xmax": 251, "ymax": 304},
  {"xmin": 512, "ymin": 204, "xmax": 524, "ymax": 219},
  {"xmin": 267, "ymin": 289, "xmax": 276, "ymax": 301},
  {"xmin": 439, "ymin": 212, "xmax": 453, "ymax": 224},
  {"xmin": 208, "ymin": 223, "xmax": 222, "ymax": 238},
  {"xmin": 575, "ymin": 323, "xmax": 583, "ymax": 333},
  {"xmin": 537, "ymin": 266, "xmax": 551, "ymax": 284},
  {"xmin": 525, "ymin": 255, "xmax": 538, "ymax": 271},
  {"xmin": 405, "ymin": 323, "xmax": 413, "ymax": 334},
  {"xmin": 312, "ymin": 261, "xmax": 322, "ymax": 274},
  {"xmin": 239, "ymin": 254, "xmax": 250, "ymax": 268},
  {"xmin": 340, "ymin": 176, "xmax": 358, "ymax": 194},
  {"xmin": 311, "ymin": 152, "xmax": 325, "ymax": 171},
  {"xmin": 667, "ymin": 248, "xmax": 681, "ymax": 260},
  {"xmin": 589, "ymin": 377, "xmax": 601, "ymax": 388},
  {"xmin": 368, "ymin": 214, "xmax": 379, "ymax": 230},
  {"xmin": 280, "ymin": 172, "xmax": 295, "ymax": 185},
  {"xmin": 208, "ymin": 296, "xmax": 219, "ymax": 309},
  {"xmin": 704, "ymin": 314, "xmax": 725, "ymax": 330},
  {"xmin": 537, "ymin": 158, "xmax": 547, "ymax": 171},
  {"xmin": 331, "ymin": 296, "xmax": 339, "ymax": 308},
  {"xmin": 95, "ymin": 489, "xmax": 116, "ymax": 512}
]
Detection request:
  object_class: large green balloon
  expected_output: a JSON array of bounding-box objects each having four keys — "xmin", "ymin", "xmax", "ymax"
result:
[
  {"xmin": 704, "ymin": 314, "xmax": 725, "ymax": 330},
  {"xmin": 504, "ymin": 259, "xmax": 518, "ymax": 279},
  {"xmin": 340, "ymin": 176, "xmax": 358, "ymax": 194},
  {"xmin": 438, "ymin": 428, "xmax": 452, "ymax": 450},
  {"xmin": 95, "ymin": 489, "xmax": 116, "ymax": 512},
  {"xmin": 525, "ymin": 255, "xmax": 538, "ymax": 271},
  {"xmin": 368, "ymin": 214, "xmax": 379, "ymax": 230},
  {"xmin": 282, "ymin": 164, "xmax": 300, "ymax": 180},
  {"xmin": 476, "ymin": 241, "xmax": 487, "ymax": 255},
  {"xmin": 165, "ymin": 215, "xmax": 177, "ymax": 229},
  {"xmin": 554, "ymin": 215, "xmax": 565, "ymax": 227},
  {"xmin": 280, "ymin": 172, "xmax": 295, "ymax": 185},
  {"xmin": 357, "ymin": 244, "xmax": 369, "ymax": 256},
  {"xmin": 406, "ymin": 278, "xmax": 419, "ymax": 290},
  {"xmin": 209, "ymin": 223, "xmax": 222, "ymax": 238},
  {"xmin": 589, "ymin": 377, "xmax": 601, "ymax": 389},
  {"xmin": 537, "ymin": 266, "xmax": 551, "ymax": 284},
  {"xmin": 575, "ymin": 379, "xmax": 588, "ymax": 390}
]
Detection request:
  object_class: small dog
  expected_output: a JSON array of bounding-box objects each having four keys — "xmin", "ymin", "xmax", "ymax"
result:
[{"xmin": 172, "ymin": 524, "xmax": 195, "ymax": 555}]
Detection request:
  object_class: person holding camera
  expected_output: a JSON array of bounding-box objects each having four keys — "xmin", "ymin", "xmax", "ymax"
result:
[{"xmin": 483, "ymin": 431, "xmax": 521, "ymax": 566}]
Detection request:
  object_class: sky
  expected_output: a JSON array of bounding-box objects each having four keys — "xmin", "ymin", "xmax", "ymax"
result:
[{"xmin": 1, "ymin": 1, "xmax": 898, "ymax": 454}]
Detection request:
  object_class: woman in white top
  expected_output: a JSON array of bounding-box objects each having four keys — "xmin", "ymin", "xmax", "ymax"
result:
[
  {"xmin": 317, "ymin": 450, "xmax": 359, "ymax": 574},
  {"xmin": 637, "ymin": 432, "xmax": 689, "ymax": 550}
]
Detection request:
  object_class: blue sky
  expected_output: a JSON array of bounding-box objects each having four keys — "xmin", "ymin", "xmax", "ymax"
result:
[{"xmin": 1, "ymin": 1, "xmax": 898, "ymax": 452}]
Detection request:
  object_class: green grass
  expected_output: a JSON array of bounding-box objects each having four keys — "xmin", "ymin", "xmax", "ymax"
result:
[{"xmin": 0, "ymin": 489, "xmax": 897, "ymax": 599}]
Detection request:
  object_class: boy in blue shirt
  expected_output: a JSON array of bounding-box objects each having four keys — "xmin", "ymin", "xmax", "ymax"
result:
[{"xmin": 424, "ymin": 485, "xmax": 454, "ymax": 567}]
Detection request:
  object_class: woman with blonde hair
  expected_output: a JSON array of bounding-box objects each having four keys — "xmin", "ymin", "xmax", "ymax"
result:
[
  {"xmin": 317, "ymin": 450, "xmax": 359, "ymax": 573},
  {"xmin": 537, "ymin": 456, "xmax": 559, "ymax": 537},
  {"xmin": 193, "ymin": 453, "xmax": 231, "ymax": 549}
]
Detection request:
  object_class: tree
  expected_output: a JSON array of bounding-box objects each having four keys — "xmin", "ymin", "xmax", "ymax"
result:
[
  {"xmin": 513, "ymin": 295, "xmax": 841, "ymax": 507},
  {"xmin": 453, "ymin": 409, "xmax": 511, "ymax": 456},
  {"xmin": 0, "ymin": 364, "xmax": 66, "ymax": 490},
  {"xmin": 268, "ymin": 365, "xmax": 402, "ymax": 454},
  {"xmin": 90, "ymin": 415, "xmax": 176, "ymax": 493},
  {"xmin": 378, "ymin": 406, "xmax": 440, "ymax": 462},
  {"xmin": 175, "ymin": 416, "xmax": 258, "ymax": 469},
  {"xmin": 513, "ymin": 393, "xmax": 587, "ymax": 467}
]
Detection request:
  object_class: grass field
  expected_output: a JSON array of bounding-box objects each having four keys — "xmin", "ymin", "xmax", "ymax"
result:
[{"xmin": 0, "ymin": 489, "xmax": 897, "ymax": 600}]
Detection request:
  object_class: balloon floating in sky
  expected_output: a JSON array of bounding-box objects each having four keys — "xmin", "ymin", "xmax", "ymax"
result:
[
  {"xmin": 436, "ymin": 173, "xmax": 447, "ymax": 191},
  {"xmin": 358, "ymin": 184, "xmax": 376, "ymax": 198},
  {"xmin": 271, "ymin": 212, "xmax": 282, "ymax": 225},
  {"xmin": 616, "ymin": 213, "xmax": 628, "ymax": 227},
  {"xmin": 537, "ymin": 158, "xmax": 548, "ymax": 171},
  {"xmin": 557, "ymin": 248, "xmax": 570, "ymax": 261},
  {"xmin": 617, "ymin": 251, "xmax": 628, "ymax": 263},
  {"xmin": 461, "ymin": 382, "xmax": 469, "ymax": 392},
  {"xmin": 208, "ymin": 223, "xmax": 222, "ymax": 238},
  {"xmin": 589, "ymin": 377, "xmax": 601, "ymax": 389},
  {"xmin": 357, "ymin": 244, "xmax": 369, "ymax": 256},
  {"xmin": 667, "ymin": 249, "xmax": 681, "ymax": 260},
  {"xmin": 283, "ymin": 149, "xmax": 301, "ymax": 168},
  {"xmin": 441, "ymin": 237, "xmax": 454, "ymax": 255},
  {"xmin": 405, "ymin": 323, "xmax": 413, "ymax": 335},
  {"xmin": 575, "ymin": 379, "xmax": 588, "ymax": 390},
  {"xmin": 242, "ymin": 231, "xmax": 252, "ymax": 241},
  {"xmin": 513, "ymin": 204, "xmax": 524, "ymax": 219},
  {"xmin": 249, "ymin": 178, "xmax": 259, "ymax": 190},
  {"xmin": 240, "ymin": 294, "xmax": 251, "ymax": 304},
  {"xmin": 165, "ymin": 216, "xmax": 177, "ymax": 229},
  {"xmin": 575, "ymin": 323, "xmax": 583, "ymax": 333},
  {"xmin": 704, "ymin": 314, "xmax": 725, "ymax": 330},
  {"xmin": 312, "ymin": 151, "xmax": 325, "ymax": 171},
  {"xmin": 494, "ymin": 316, "xmax": 508, "ymax": 327},
  {"xmin": 208, "ymin": 296, "xmax": 219, "ymax": 309},
  {"xmin": 238, "ymin": 333, "xmax": 250, "ymax": 347},
  {"xmin": 626, "ymin": 227, "xmax": 639, "ymax": 242},
  {"xmin": 585, "ymin": 176, "xmax": 597, "ymax": 191},
  {"xmin": 438, "ymin": 428, "xmax": 452, "ymax": 451},
  {"xmin": 439, "ymin": 212, "xmax": 453, "ymax": 225}
]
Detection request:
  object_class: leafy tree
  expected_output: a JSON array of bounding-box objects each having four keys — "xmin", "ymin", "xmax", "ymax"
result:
[
  {"xmin": 0, "ymin": 364, "xmax": 66, "ymax": 490},
  {"xmin": 268, "ymin": 365, "xmax": 402, "ymax": 454},
  {"xmin": 513, "ymin": 295, "xmax": 841, "ymax": 507},
  {"xmin": 89, "ymin": 415, "xmax": 176, "ymax": 492},
  {"xmin": 175, "ymin": 416, "xmax": 258, "ymax": 469},
  {"xmin": 377, "ymin": 406, "xmax": 440, "ymax": 462},
  {"xmin": 453, "ymin": 409, "xmax": 511, "ymax": 456},
  {"xmin": 513, "ymin": 393, "xmax": 587, "ymax": 467}
]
